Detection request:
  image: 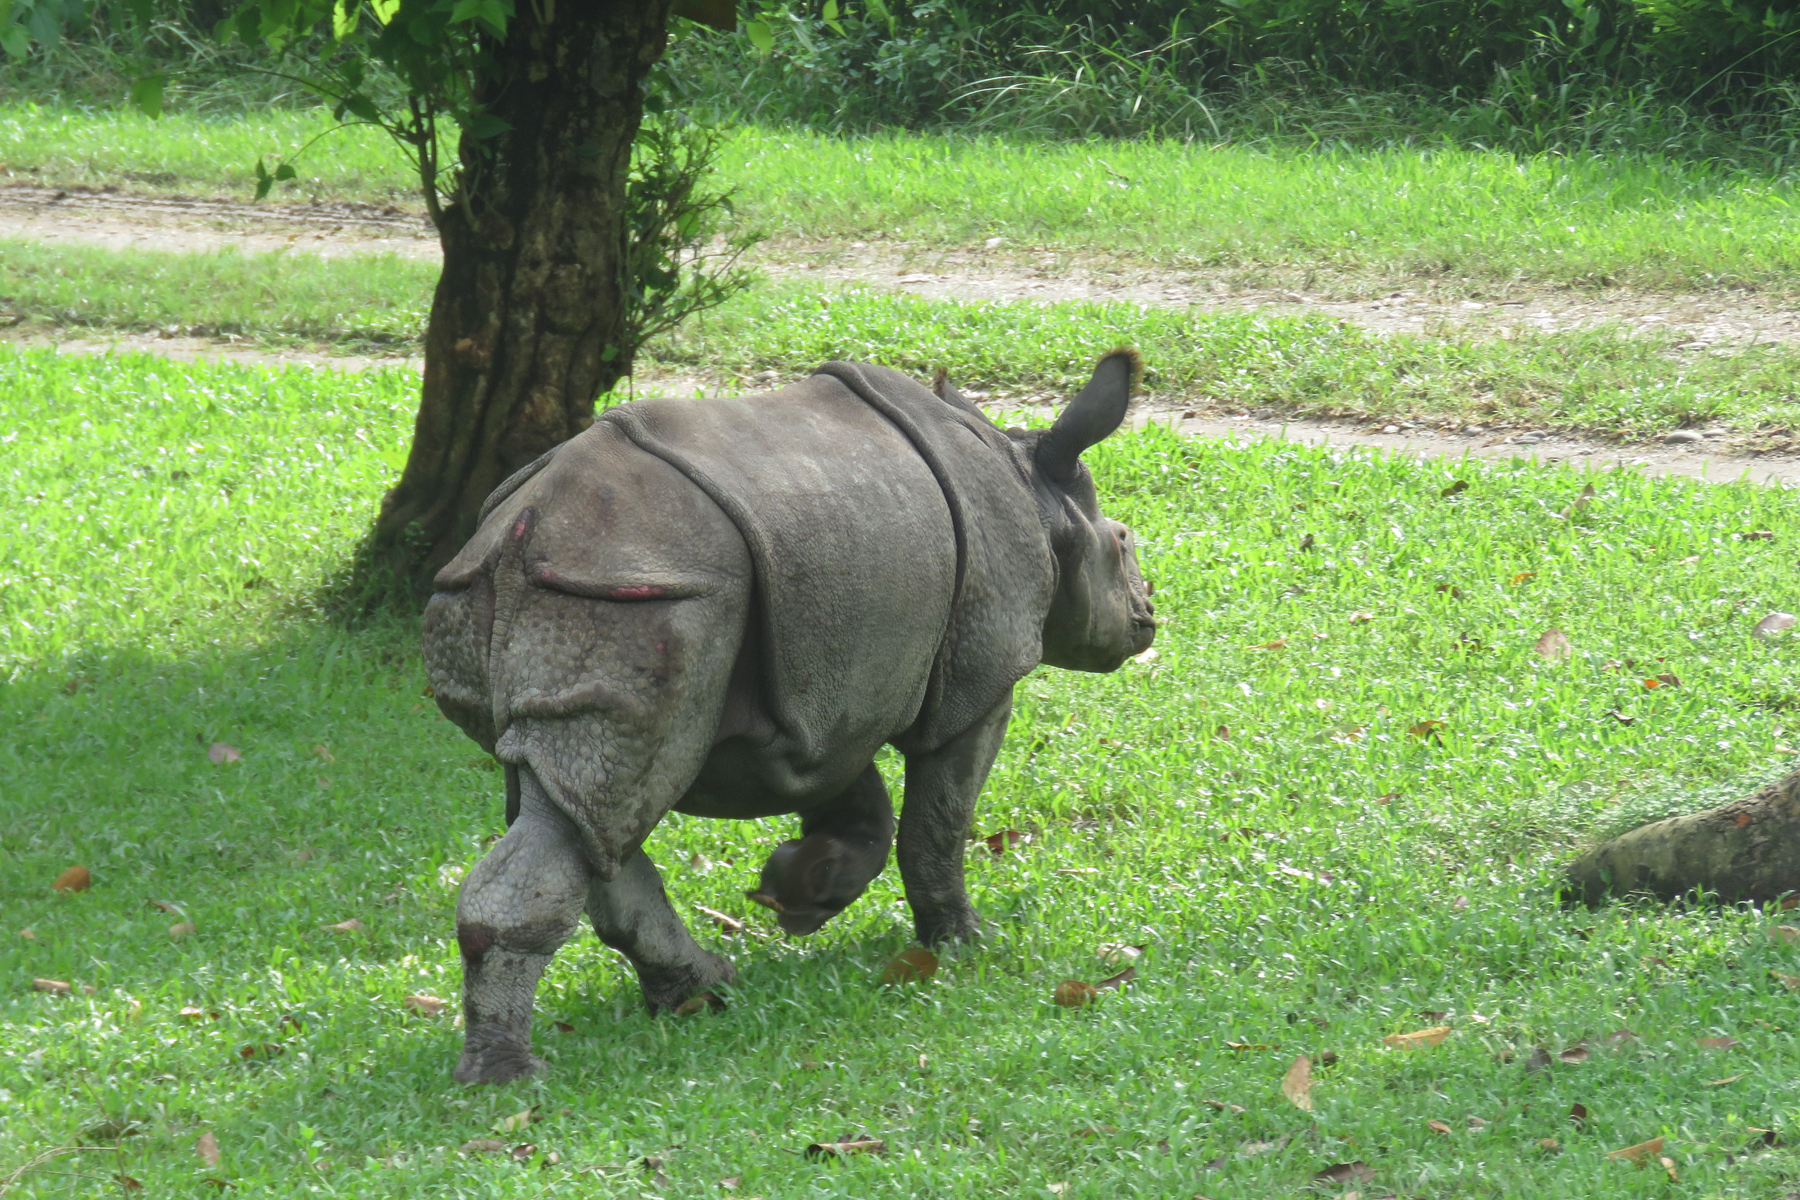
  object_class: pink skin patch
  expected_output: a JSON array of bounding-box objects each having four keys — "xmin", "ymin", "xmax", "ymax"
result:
[
  {"xmin": 529, "ymin": 568, "xmax": 669, "ymax": 600},
  {"xmin": 602, "ymin": 584, "xmax": 669, "ymax": 601}
]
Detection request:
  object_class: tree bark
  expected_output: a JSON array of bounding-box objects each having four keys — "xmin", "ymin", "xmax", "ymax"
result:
[
  {"xmin": 370, "ymin": 1, "xmax": 674, "ymax": 590},
  {"xmin": 1564, "ymin": 767, "xmax": 1800, "ymax": 905}
]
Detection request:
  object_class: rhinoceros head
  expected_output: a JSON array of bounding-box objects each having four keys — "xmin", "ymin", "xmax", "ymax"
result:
[{"xmin": 977, "ymin": 349, "xmax": 1156, "ymax": 672}]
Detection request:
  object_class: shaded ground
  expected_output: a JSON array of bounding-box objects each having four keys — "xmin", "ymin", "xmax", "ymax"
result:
[{"xmin": 6, "ymin": 182, "xmax": 1800, "ymax": 489}]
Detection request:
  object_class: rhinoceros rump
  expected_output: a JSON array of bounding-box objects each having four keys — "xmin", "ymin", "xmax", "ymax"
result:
[{"xmin": 423, "ymin": 352, "xmax": 1155, "ymax": 1083}]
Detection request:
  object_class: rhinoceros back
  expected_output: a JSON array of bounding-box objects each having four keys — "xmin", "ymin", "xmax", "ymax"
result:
[{"xmin": 605, "ymin": 373, "xmax": 959, "ymax": 783}]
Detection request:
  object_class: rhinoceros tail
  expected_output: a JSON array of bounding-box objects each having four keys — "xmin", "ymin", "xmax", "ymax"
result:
[{"xmin": 1104, "ymin": 346, "xmax": 1144, "ymax": 396}]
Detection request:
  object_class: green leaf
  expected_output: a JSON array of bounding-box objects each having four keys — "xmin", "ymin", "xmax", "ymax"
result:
[
  {"xmin": 332, "ymin": 0, "xmax": 358, "ymax": 39},
  {"xmin": 464, "ymin": 112, "xmax": 512, "ymax": 140},
  {"xmin": 341, "ymin": 92, "xmax": 381, "ymax": 123},
  {"xmin": 0, "ymin": 24, "xmax": 27, "ymax": 60},
  {"xmin": 370, "ymin": 0, "xmax": 399, "ymax": 22},
  {"xmin": 128, "ymin": 73, "xmax": 165, "ymax": 120},
  {"xmin": 273, "ymin": 163, "xmax": 297, "ymax": 181},
  {"xmin": 449, "ymin": 0, "xmax": 509, "ymax": 36},
  {"xmin": 744, "ymin": 18, "xmax": 773, "ymax": 51},
  {"xmin": 821, "ymin": 0, "xmax": 837, "ymax": 20},
  {"xmin": 253, "ymin": 157, "xmax": 274, "ymax": 201}
]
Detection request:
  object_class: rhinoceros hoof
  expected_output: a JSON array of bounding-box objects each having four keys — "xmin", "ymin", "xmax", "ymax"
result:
[
  {"xmin": 453, "ymin": 1039, "xmax": 546, "ymax": 1085},
  {"xmin": 641, "ymin": 951, "xmax": 737, "ymax": 1012},
  {"xmin": 916, "ymin": 908, "xmax": 982, "ymax": 946}
]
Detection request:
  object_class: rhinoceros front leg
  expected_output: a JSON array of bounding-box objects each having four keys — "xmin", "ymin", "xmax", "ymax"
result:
[
  {"xmin": 898, "ymin": 695, "xmax": 1013, "ymax": 945},
  {"xmin": 587, "ymin": 849, "xmax": 736, "ymax": 1011},
  {"xmin": 749, "ymin": 763, "xmax": 895, "ymax": 936},
  {"xmin": 454, "ymin": 774, "xmax": 592, "ymax": 1084}
]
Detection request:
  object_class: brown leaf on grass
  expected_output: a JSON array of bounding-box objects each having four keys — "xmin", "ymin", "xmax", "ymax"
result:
[
  {"xmin": 460, "ymin": 1138, "xmax": 509, "ymax": 1154},
  {"xmin": 1524, "ymin": 1047, "xmax": 1553, "ymax": 1073},
  {"xmin": 311, "ymin": 744, "xmax": 335, "ymax": 763},
  {"xmin": 1534, "ymin": 629, "xmax": 1574, "ymax": 661},
  {"xmin": 719, "ymin": 1175, "xmax": 743, "ymax": 1189},
  {"xmin": 207, "ymin": 742, "xmax": 242, "ymax": 764},
  {"xmin": 1737, "ymin": 530, "xmax": 1776, "ymax": 541},
  {"xmin": 1383, "ymin": 1025, "xmax": 1451, "ymax": 1050},
  {"xmin": 168, "ymin": 920, "xmax": 197, "ymax": 939},
  {"xmin": 1280, "ymin": 1055, "xmax": 1314, "ymax": 1111},
  {"xmin": 1769, "ymin": 925, "xmax": 1800, "ymax": 945},
  {"xmin": 494, "ymin": 1107, "xmax": 540, "ymax": 1134},
  {"xmin": 1201, "ymin": 1099, "xmax": 1246, "ymax": 1113},
  {"xmin": 694, "ymin": 904, "xmax": 745, "ymax": 935},
  {"xmin": 1659, "ymin": 1154, "xmax": 1678, "ymax": 1182},
  {"xmin": 1096, "ymin": 965, "xmax": 1137, "ymax": 991},
  {"xmin": 1312, "ymin": 1162, "xmax": 1375, "ymax": 1185},
  {"xmin": 1426, "ymin": 1119, "xmax": 1452, "ymax": 1134},
  {"xmin": 1570, "ymin": 1103, "xmax": 1589, "ymax": 1130},
  {"xmin": 52, "ymin": 865, "xmax": 91, "ymax": 893},
  {"xmin": 1407, "ymin": 720, "xmax": 1446, "ymax": 741},
  {"xmin": 1754, "ymin": 613, "xmax": 1797, "ymax": 642},
  {"xmin": 1511, "ymin": 571, "xmax": 1536, "ymax": 585},
  {"xmin": 1559, "ymin": 483, "xmax": 1597, "ymax": 519},
  {"xmin": 508, "ymin": 1144, "xmax": 537, "ymax": 1162},
  {"xmin": 553, "ymin": 1021, "xmax": 575, "ymax": 1033},
  {"xmin": 1707, "ymin": 1075, "xmax": 1743, "ymax": 1086},
  {"xmin": 1607, "ymin": 708, "xmax": 1637, "ymax": 725},
  {"xmin": 1699, "ymin": 1036, "xmax": 1739, "ymax": 1050},
  {"xmin": 115, "ymin": 1175, "xmax": 143, "ymax": 1191},
  {"xmin": 1605, "ymin": 1029, "xmax": 1639, "ymax": 1045},
  {"xmin": 1132, "ymin": 646, "xmax": 1158, "ymax": 664},
  {"xmin": 178, "ymin": 1006, "xmax": 219, "ymax": 1020},
  {"xmin": 981, "ymin": 829, "xmax": 1030, "ymax": 855},
  {"xmin": 803, "ymin": 1139, "xmax": 886, "ymax": 1159},
  {"xmin": 402, "ymin": 994, "xmax": 446, "ymax": 1016},
  {"xmin": 19, "ymin": 928, "xmax": 35, "ymax": 940},
  {"xmin": 1559, "ymin": 1046, "xmax": 1591, "ymax": 1064},
  {"xmin": 880, "ymin": 948, "xmax": 938, "ymax": 985},
  {"xmin": 237, "ymin": 1043, "xmax": 283, "ymax": 1059},
  {"xmin": 196, "ymin": 1131, "xmax": 220, "ymax": 1167},
  {"xmin": 1348, "ymin": 611, "xmax": 1375, "ymax": 624},
  {"xmin": 1772, "ymin": 971, "xmax": 1800, "ymax": 990},
  {"xmin": 1225, "ymin": 1041, "xmax": 1280, "ymax": 1051},
  {"xmin": 1538, "ymin": 1138, "xmax": 1561, "ymax": 1152},
  {"xmin": 324, "ymin": 918, "xmax": 364, "ymax": 932},
  {"xmin": 200, "ymin": 1180, "xmax": 231, "ymax": 1190},
  {"xmin": 674, "ymin": 991, "xmax": 726, "ymax": 1016},
  {"xmin": 1374, "ymin": 791, "xmax": 1399, "ymax": 804},
  {"xmin": 147, "ymin": 899, "xmax": 184, "ymax": 915},
  {"xmin": 1607, "ymin": 1136, "xmax": 1664, "ymax": 1164},
  {"xmin": 1053, "ymin": 980, "xmax": 1098, "ymax": 1008},
  {"xmin": 1245, "ymin": 638, "xmax": 1288, "ymax": 650},
  {"xmin": 31, "ymin": 978, "xmax": 70, "ymax": 994},
  {"xmin": 1097, "ymin": 943, "xmax": 1145, "ymax": 966},
  {"xmin": 1441, "ymin": 479, "xmax": 1470, "ymax": 497}
]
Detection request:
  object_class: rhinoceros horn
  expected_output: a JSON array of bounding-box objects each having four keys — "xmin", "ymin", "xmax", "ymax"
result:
[{"xmin": 1035, "ymin": 348, "xmax": 1142, "ymax": 484}]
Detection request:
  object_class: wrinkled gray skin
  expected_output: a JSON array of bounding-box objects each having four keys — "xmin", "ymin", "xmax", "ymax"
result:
[{"xmin": 422, "ymin": 352, "xmax": 1154, "ymax": 1083}]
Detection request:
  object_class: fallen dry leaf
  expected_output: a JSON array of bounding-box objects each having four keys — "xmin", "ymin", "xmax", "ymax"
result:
[
  {"xmin": 1441, "ymin": 479, "xmax": 1470, "ymax": 497},
  {"xmin": 1426, "ymin": 1119, "xmax": 1452, "ymax": 1134},
  {"xmin": 196, "ymin": 1131, "xmax": 220, "ymax": 1167},
  {"xmin": 324, "ymin": 918, "xmax": 364, "ymax": 932},
  {"xmin": 674, "ymin": 991, "xmax": 726, "ymax": 1016},
  {"xmin": 1660, "ymin": 1154, "xmax": 1678, "ymax": 1182},
  {"xmin": 1348, "ymin": 611, "xmax": 1375, "ymax": 624},
  {"xmin": 1511, "ymin": 571, "xmax": 1536, "ymax": 585},
  {"xmin": 493, "ymin": 1107, "xmax": 539, "ymax": 1134},
  {"xmin": 1095, "ymin": 965, "xmax": 1137, "ymax": 991},
  {"xmin": 1607, "ymin": 1136, "xmax": 1665, "ymax": 1164},
  {"xmin": 1559, "ymin": 1046, "xmax": 1591, "ymax": 1064},
  {"xmin": 460, "ymin": 1138, "xmax": 509, "ymax": 1154},
  {"xmin": 1097, "ymin": 943, "xmax": 1144, "ymax": 966},
  {"xmin": 1053, "ymin": 980, "xmax": 1098, "ymax": 1008},
  {"xmin": 1737, "ymin": 530, "xmax": 1776, "ymax": 541},
  {"xmin": 1521, "ymin": 1047, "xmax": 1552, "ymax": 1074},
  {"xmin": 803, "ymin": 1139, "xmax": 885, "ymax": 1159},
  {"xmin": 1570, "ymin": 1103, "xmax": 1589, "ymax": 1129},
  {"xmin": 981, "ymin": 829, "xmax": 1029, "ymax": 855},
  {"xmin": 52, "ymin": 865, "xmax": 91, "ymax": 893},
  {"xmin": 114, "ymin": 1175, "xmax": 143, "ymax": 1191},
  {"xmin": 1246, "ymin": 638, "xmax": 1288, "ymax": 650},
  {"xmin": 1770, "ymin": 925, "xmax": 1800, "ymax": 946},
  {"xmin": 1534, "ymin": 629, "xmax": 1574, "ymax": 661},
  {"xmin": 1538, "ymin": 1138, "xmax": 1561, "ymax": 1152},
  {"xmin": 402, "ymin": 994, "xmax": 447, "ymax": 1016},
  {"xmin": 1699, "ymin": 1036, "xmax": 1739, "ymax": 1050},
  {"xmin": 1754, "ymin": 613, "xmax": 1797, "ymax": 642},
  {"xmin": 1225, "ymin": 1041, "xmax": 1280, "ymax": 1051},
  {"xmin": 19, "ymin": 928, "xmax": 35, "ymax": 941},
  {"xmin": 311, "ymin": 744, "xmax": 335, "ymax": 763},
  {"xmin": 207, "ymin": 742, "xmax": 242, "ymax": 764},
  {"xmin": 1407, "ymin": 720, "xmax": 1446, "ymax": 741},
  {"xmin": 147, "ymin": 899, "xmax": 184, "ymax": 915},
  {"xmin": 694, "ymin": 904, "xmax": 744, "ymax": 935},
  {"xmin": 31, "ymin": 978, "xmax": 70, "ymax": 994},
  {"xmin": 1312, "ymin": 1162, "xmax": 1375, "ymax": 1185},
  {"xmin": 1383, "ymin": 1025, "xmax": 1451, "ymax": 1050},
  {"xmin": 1201, "ymin": 1099, "xmax": 1246, "ymax": 1114},
  {"xmin": 508, "ymin": 1144, "xmax": 536, "ymax": 1162},
  {"xmin": 238, "ymin": 1042, "xmax": 283, "ymax": 1059},
  {"xmin": 178, "ymin": 1006, "xmax": 219, "ymax": 1020},
  {"xmin": 880, "ymin": 948, "xmax": 938, "ymax": 985},
  {"xmin": 1559, "ymin": 482, "xmax": 1597, "ymax": 519},
  {"xmin": 1374, "ymin": 791, "xmax": 1400, "ymax": 804},
  {"xmin": 168, "ymin": 920, "xmax": 197, "ymax": 939},
  {"xmin": 1132, "ymin": 646, "xmax": 1158, "ymax": 664},
  {"xmin": 553, "ymin": 1020, "xmax": 574, "ymax": 1033},
  {"xmin": 1280, "ymin": 1054, "xmax": 1314, "ymax": 1111},
  {"xmin": 1707, "ymin": 1075, "xmax": 1743, "ymax": 1086},
  {"xmin": 1772, "ymin": 971, "xmax": 1800, "ymax": 990}
]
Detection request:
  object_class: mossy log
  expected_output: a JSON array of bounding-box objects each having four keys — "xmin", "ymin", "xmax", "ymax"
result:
[{"xmin": 1564, "ymin": 768, "xmax": 1800, "ymax": 905}]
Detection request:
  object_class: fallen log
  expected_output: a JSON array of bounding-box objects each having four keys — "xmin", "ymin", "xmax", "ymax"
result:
[{"xmin": 1564, "ymin": 767, "xmax": 1800, "ymax": 905}]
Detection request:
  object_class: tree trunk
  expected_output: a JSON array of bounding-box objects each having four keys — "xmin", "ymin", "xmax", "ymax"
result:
[
  {"xmin": 370, "ymin": 1, "xmax": 674, "ymax": 592},
  {"xmin": 1564, "ymin": 767, "xmax": 1800, "ymax": 905}
]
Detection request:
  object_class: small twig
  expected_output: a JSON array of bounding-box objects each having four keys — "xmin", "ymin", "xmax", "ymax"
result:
[{"xmin": 0, "ymin": 1146, "xmax": 109, "ymax": 1196}]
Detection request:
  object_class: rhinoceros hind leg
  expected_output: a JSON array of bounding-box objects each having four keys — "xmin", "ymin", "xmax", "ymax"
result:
[
  {"xmin": 898, "ymin": 697, "xmax": 1013, "ymax": 946},
  {"xmin": 454, "ymin": 781, "xmax": 592, "ymax": 1084},
  {"xmin": 588, "ymin": 849, "xmax": 736, "ymax": 1011},
  {"xmin": 751, "ymin": 764, "xmax": 895, "ymax": 936}
]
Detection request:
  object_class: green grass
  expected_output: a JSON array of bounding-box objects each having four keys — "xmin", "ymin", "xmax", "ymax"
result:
[
  {"xmin": 8, "ymin": 346, "xmax": 1800, "ymax": 1196},
  {"xmin": 7, "ymin": 104, "xmax": 1800, "ymax": 293},
  {"xmin": 8, "ymin": 236, "xmax": 1800, "ymax": 438}
]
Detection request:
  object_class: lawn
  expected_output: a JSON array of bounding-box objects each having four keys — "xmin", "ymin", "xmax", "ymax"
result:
[
  {"xmin": 5, "ymin": 104, "xmax": 1800, "ymax": 294},
  {"xmin": 6, "ymin": 346, "xmax": 1800, "ymax": 1197}
]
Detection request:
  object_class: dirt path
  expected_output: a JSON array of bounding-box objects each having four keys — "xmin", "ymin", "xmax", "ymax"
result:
[
  {"xmin": 7, "ymin": 183, "xmax": 1800, "ymax": 489},
  {"xmin": 6, "ymin": 183, "xmax": 1800, "ymax": 350}
]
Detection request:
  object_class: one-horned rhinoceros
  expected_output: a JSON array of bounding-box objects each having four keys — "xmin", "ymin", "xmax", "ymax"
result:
[{"xmin": 422, "ymin": 351, "xmax": 1155, "ymax": 1082}]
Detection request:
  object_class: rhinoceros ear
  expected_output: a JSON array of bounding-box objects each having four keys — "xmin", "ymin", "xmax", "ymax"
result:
[{"xmin": 1036, "ymin": 348, "xmax": 1141, "ymax": 484}]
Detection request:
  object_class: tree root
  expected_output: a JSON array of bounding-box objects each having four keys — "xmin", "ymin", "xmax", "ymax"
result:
[{"xmin": 1564, "ymin": 767, "xmax": 1800, "ymax": 905}]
